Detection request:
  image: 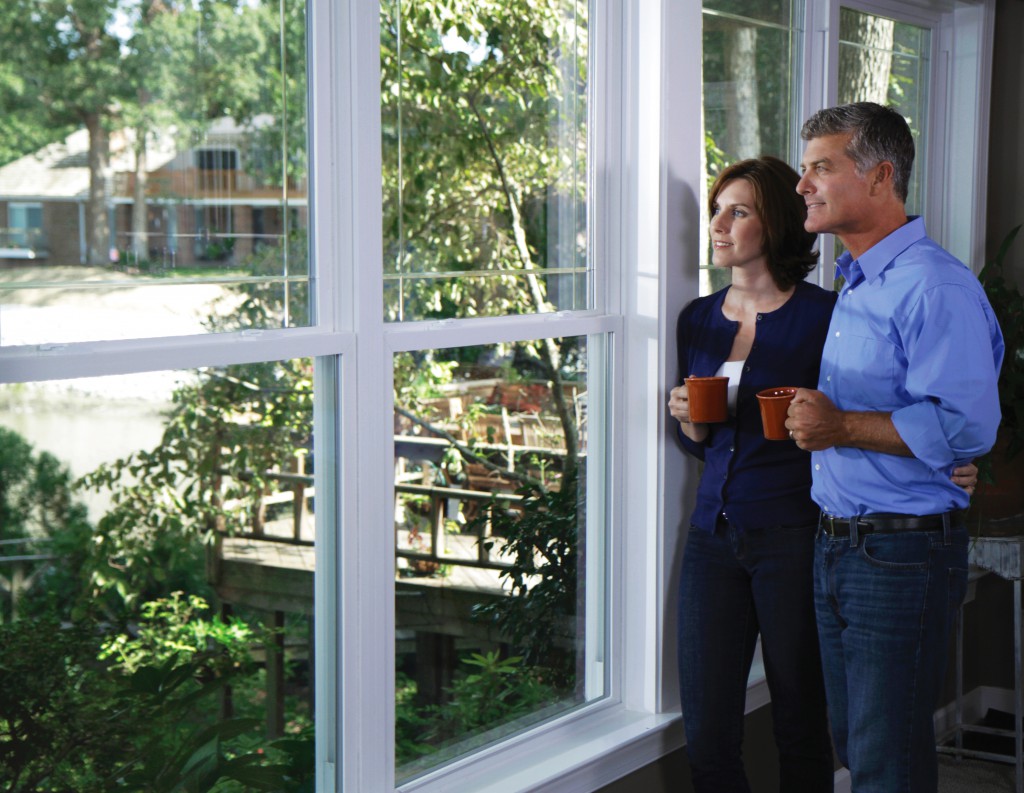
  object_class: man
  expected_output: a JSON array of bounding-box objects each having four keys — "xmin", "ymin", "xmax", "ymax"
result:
[{"xmin": 786, "ymin": 101, "xmax": 1004, "ymax": 792}]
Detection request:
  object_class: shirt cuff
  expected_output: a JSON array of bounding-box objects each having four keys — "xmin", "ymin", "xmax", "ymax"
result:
[{"xmin": 892, "ymin": 401, "xmax": 996, "ymax": 470}]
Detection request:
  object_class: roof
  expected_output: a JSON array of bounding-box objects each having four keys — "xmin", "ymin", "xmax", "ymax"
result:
[{"xmin": 0, "ymin": 118, "xmax": 263, "ymax": 202}]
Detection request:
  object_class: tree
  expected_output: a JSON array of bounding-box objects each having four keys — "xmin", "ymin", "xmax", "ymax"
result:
[
  {"xmin": 839, "ymin": 9, "xmax": 895, "ymax": 105},
  {"xmin": 0, "ymin": 0, "xmax": 290, "ymax": 265},
  {"xmin": 0, "ymin": 0, "xmax": 135, "ymax": 265},
  {"xmin": 381, "ymin": 0, "xmax": 588, "ymax": 321}
]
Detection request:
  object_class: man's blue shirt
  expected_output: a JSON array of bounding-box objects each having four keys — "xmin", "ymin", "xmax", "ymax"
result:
[{"xmin": 812, "ymin": 217, "xmax": 1005, "ymax": 517}]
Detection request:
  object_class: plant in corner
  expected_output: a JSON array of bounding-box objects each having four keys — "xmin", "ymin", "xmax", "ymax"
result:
[{"xmin": 973, "ymin": 223, "xmax": 1024, "ymax": 531}]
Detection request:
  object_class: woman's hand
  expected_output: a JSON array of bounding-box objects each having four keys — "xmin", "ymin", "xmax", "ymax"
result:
[
  {"xmin": 951, "ymin": 461, "xmax": 979, "ymax": 497},
  {"xmin": 669, "ymin": 381, "xmax": 709, "ymax": 443}
]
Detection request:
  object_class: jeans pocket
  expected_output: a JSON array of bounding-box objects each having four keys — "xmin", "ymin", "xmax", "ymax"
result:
[
  {"xmin": 948, "ymin": 566, "xmax": 970, "ymax": 613},
  {"xmin": 858, "ymin": 532, "xmax": 930, "ymax": 571}
]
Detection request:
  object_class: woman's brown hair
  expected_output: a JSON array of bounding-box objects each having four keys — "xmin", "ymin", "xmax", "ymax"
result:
[{"xmin": 707, "ymin": 156, "xmax": 818, "ymax": 290}]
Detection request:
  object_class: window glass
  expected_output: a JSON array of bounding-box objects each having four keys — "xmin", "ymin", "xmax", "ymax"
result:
[
  {"xmin": 393, "ymin": 334, "xmax": 596, "ymax": 780},
  {"xmin": 5, "ymin": 203, "xmax": 44, "ymax": 252},
  {"xmin": 0, "ymin": 0, "xmax": 309, "ymax": 345},
  {"xmin": 704, "ymin": 0, "xmax": 794, "ymax": 27},
  {"xmin": 0, "ymin": 360, "xmax": 317, "ymax": 788},
  {"xmin": 701, "ymin": 1, "xmax": 801, "ymax": 293},
  {"xmin": 381, "ymin": 1, "xmax": 589, "ymax": 321},
  {"xmin": 839, "ymin": 7, "xmax": 930, "ymax": 215}
]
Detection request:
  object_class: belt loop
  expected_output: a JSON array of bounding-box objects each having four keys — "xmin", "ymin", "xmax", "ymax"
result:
[
  {"xmin": 849, "ymin": 515, "xmax": 860, "ymax": 547},
  {"xmin": 942, "ymin": 511, "xmax": 951, "ymax": 545}
]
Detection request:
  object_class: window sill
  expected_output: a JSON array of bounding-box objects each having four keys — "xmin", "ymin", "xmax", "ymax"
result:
[{"xmin": 399, "ymin": 677, "xmax": 770, "ymax": 793}]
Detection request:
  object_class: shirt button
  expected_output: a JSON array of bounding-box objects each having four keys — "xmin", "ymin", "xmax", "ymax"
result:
[
  {"xmin": 744, "ymin": 365, "xmax": 751, "ymax": 372},
  {"xmin": 756, "ymin": 313, "xmax": 763, "ymax": 321},
  {"xmin": 729, "ymin": 446, "xmax": 735, "ymax": 453},
  {"xmin": 826, "ymin": 375, "xmax": 832, "ymax": 382},
  {"xmin": 835, "ymin": 331, "xmax": 841, "ymax": 337},
  {"xmin": 815, "ymin": 464, "xmax": 821, "ymax": 471}
]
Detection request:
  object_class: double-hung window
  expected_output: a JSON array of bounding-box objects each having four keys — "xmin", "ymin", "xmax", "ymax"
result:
[{"xmin": 0, "ymin": 0, "xmax": 995, "ymax": 790}]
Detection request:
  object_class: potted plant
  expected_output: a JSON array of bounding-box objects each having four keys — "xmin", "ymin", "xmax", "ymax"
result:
[{"xmin": 971, "ymin": 223, "xmax": 1024, "ymax": 533}]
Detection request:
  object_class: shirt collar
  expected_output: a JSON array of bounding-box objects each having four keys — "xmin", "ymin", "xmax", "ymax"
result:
[{"xmin": 834, "ymin": 215, "xmax": 926, "ymax": 287}]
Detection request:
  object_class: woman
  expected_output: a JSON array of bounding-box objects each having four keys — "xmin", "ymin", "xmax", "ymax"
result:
[
  {"xmin": 667, "ymin": 156, "xmax": 976, "ymax": 792},
  {"xmin": 669, "ymin": 156, "xmax": 835, "ymax": 793}
]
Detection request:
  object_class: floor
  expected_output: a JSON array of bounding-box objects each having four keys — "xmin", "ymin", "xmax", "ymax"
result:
[{"xmin": 938, "ymin": 754, "xmax": 1016, "ymax": 792}]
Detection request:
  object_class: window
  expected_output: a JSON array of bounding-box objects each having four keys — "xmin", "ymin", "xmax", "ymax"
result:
[
  {"xmin": 381, "ymin": 0, "xmax": 589, "ymax": 321},
  {"xmin": 838, "ymin": 7, "xmax": 931, "ymax": 216},
  {"xmin": 700, "ymin": 1, "xmax": 804, "ymax": 293},
  {"xmin": 0, "ymin": 0, "xmax": 996, "ymax": 790},
  {"xmin": 0, "ymin": 3, "xmax": 310, "ymax": 343},
  {"xmin": 5, "ymin": 203, "xmax": 44, "ymax": 253},
  {"xmin": 700, "ymin": 0, "xmax": 984, "ymax": 291}
]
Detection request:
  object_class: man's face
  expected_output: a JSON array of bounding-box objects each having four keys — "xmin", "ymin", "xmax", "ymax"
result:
[{"xmin": 797, "ymin": 132, "xmax": 876, "ymax": 237}]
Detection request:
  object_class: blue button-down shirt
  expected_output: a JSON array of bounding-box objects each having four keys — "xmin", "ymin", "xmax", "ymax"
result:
[
  {"xmin": 812, "ymin": 217, "xmax": 1005, "ymax": 517},
  {"xmin": 676, "ymin": 281, "xmax": 837, "ymax": 532}
]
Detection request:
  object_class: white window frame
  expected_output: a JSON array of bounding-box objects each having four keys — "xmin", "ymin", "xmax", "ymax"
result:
[
  {"xmin": 333, "ymin": 0, "xmax": 704, "ymax": 791},
  {"xmin": 802, "ymin": 0, "xmax": 995, "ymax": 283}
]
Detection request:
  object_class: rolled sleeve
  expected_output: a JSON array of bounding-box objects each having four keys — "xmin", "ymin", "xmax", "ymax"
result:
[{"xmin": 893, "ymin": 285, "xmax": 1003, "ymax": 469}]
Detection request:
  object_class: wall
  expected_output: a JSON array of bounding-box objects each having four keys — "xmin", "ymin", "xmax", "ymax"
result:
[{"xmin": 986, "ymin": 0, "xmax": 1024, "ymax": 286}]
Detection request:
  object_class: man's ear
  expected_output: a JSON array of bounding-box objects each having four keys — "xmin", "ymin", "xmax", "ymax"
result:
[{"xmin": 870, "ymin": 161, "xmax": 896, "ymax": 194}]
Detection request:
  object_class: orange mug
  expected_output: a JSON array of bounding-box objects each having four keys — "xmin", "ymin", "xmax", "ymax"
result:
[
  {"xmin": 684, "ymin": 376, "xmax": 730, "ymax": 423},
  {"xmin": 756, "ymin": 387, "xmax": 798, "ymax": 440}
]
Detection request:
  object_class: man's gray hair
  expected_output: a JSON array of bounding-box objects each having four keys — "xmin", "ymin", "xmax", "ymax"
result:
[{"xmin": 800, "ymin": 102, "xmax": 915, "ymax": 203}]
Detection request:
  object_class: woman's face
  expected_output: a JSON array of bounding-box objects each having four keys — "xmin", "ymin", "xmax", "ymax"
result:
[{"xmin": 709, "ymin": 178, "xmax": 767, "ymax": 271}]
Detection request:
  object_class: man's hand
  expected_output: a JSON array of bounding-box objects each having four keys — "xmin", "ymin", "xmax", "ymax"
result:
[
  {"xmin": 785, "ymin": 388, "xmax": 844, "ymax": 451},
  {"xmin": 786, "ymin": 389, "xmax": 912, "ymax": 456}
]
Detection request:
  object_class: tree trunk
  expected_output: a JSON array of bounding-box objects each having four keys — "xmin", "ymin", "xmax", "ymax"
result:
[
  {"xmin": 85, "ymin": 114, "xmax": 111, "ymax": 266},
  {"xmin": 132, "ymin": 133, "xmax": 149, "ymax": 262},
  {"xmin": 724, "ymin": 26, "xmax": 760, "ymax": 160},
  {"xmin": 839, "ymin": 11, "xmax": 895, "ymax": 105}
]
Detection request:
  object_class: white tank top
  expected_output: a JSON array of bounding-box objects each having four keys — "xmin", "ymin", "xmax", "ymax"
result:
[{"xmin": 715, "ymin": 359, "xmax": 746, "ymax": 415}]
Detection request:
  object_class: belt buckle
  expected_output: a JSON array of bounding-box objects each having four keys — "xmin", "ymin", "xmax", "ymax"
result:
[{"xmin": 820, "ymin": 513, "xmax": 838, "ymax": 536}]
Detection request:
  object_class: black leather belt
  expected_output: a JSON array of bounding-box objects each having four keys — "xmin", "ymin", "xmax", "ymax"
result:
[{"xmin": 819, "ymin": 510, "xmax": 967, "ymax": 536}]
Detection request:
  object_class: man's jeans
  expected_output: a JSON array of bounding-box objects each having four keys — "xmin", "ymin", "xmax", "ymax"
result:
[
  {"xmin": 814, "ymin": 521, "xmax": 969, "ymax": 793},
  {"xmin": 678, "ymin": 521, "xmax": 834, "ymax": 793}
]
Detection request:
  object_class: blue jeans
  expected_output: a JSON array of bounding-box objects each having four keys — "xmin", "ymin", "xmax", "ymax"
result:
[
  {"xmin": 814, "ymin": 521, "xmax": 969, "ymax": 792},
  {"xmin": 678, "ymin": 520, "xmax": 833, "ymax": 793}
]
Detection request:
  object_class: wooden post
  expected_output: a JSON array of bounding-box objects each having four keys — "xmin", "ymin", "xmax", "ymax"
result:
[{"xmin": 266, "ymin": 610, "xmax": 286, "ymax": 738}]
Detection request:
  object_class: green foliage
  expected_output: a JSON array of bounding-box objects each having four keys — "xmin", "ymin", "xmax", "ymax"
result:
[
  {"xmin": 99, "ymin": 592, "xmax": 260, "ymax": 675},
  {"xmin": 0, "ymin": 615, "xmax": 284, "ymax": 792},
  {"xmin": 470, "ymin": 467, "xmax": 581, "ymax": 689},
  {"xmin": 381, "ymin": 0, "xmax": 588, "ymax": 320},
  {"xmin": 0, "ymin": 428, "xmax": 94, "ymax": 621},
  {"xmin": 78, "ymin": 360, "xmax": 312, "ymax": 616},
  {"xmin": 979, "ymin": 224, "xmax": 1024, "ymax": 464},
  {"xmin": 395, "ymin": 652, "xmax": 558, "ymax": 766},
  {"xmin": 432, "ymin": 651, "xmax": 556, "ymax": 739}
]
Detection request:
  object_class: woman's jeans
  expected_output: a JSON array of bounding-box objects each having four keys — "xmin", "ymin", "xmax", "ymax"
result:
[
  {"xmin": 678, "ymin": 520, "xmax": 834, "ymax": 793},
  {"xmin": 814, "ymin": 521, "xmax": 969, "ymax": 793}
]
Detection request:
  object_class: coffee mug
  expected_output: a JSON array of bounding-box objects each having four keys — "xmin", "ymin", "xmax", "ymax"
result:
[
  {"xmin": 756, "ymin": 387, "xmax": 798, "ymax": 440},
  {"xmin": 684, "ymin": 376, "xmax": 730, "ymax": 423}
]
